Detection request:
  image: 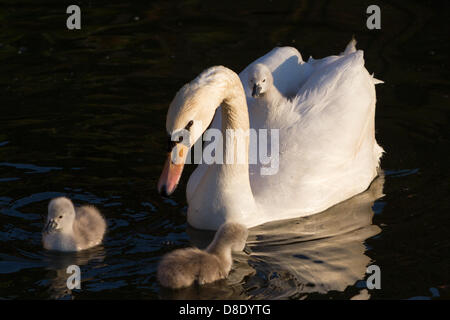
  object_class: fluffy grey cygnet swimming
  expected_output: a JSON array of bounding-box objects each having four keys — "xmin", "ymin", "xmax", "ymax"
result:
[
  {"xmin": 157, "ymin": 222, "xmax": 248, "ymax": 289},
  {"xmin": 42, "ymin": 197, "xmax": 106, "ymax": 252}
]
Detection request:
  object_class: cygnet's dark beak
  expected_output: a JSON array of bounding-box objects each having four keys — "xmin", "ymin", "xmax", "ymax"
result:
[
  {"xmin": 252, "ymin": 84, "xmax": 262, "ymax": 98},
  {"xmin": 43, "ymin": 219, "xmax": 57, "ymax": 233},
  {"xmin": 243, "ymin": 244, "xmax": 252, "ymax": 255}
]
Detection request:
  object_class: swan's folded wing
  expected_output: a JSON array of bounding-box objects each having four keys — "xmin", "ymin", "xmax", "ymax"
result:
[
  {"xmin": 296, "ymin": 50, "xmax": 366, "ymax": 108},
  {"xmin": 293, "ymin": 50, "xmax": 376, "ymax": 157}
]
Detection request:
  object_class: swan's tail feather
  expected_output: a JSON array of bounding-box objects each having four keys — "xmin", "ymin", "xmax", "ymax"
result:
[
  {"xmin": 371, "ymin": 73, "xmax": 384, "ymax": 84},
  {"xmin": 341, "ymin": 36, "xmax": 357, "ymax": 55},
  {"xmin": 373, "ymin": 78, "xmax": 384, "ymax": 85}
]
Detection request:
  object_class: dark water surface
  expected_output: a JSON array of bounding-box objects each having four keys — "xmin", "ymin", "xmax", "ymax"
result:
[{"xmin": 0, "ymin": 0, "xmax": 449, "ymax": 299}]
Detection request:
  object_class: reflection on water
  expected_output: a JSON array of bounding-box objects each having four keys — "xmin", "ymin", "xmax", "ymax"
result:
[
  {"xmin": 42, "ymin": 246, "xmax": 106, "ymax": 299},
  {"xmin": 247, "ymin": 176, "xmax": 384, "ymax": 299},
  {"xmin": 163, "ymin": 173, "xmax": 384, "ymax": 299}
]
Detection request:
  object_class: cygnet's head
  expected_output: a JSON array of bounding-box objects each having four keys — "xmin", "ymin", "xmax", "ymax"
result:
[
  {"xmin": 214, "ymin": 222, "xmax": 248, "ymax": 252},
  {"xmin": 44, "ymin": 197, "xmax": 76, "ymax": 234},
  {"xmin": 248, "ymin": 63, "xmax": 274, "ymax": 98}
]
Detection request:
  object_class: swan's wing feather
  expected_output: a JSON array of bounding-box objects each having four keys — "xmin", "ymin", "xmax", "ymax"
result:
[
  {"xmin": 293, "ymin": 51, "xmax": 375, "ymax": 159},
  {"xmin": 340, "ymin": 37, "xmax": 357, "ymax": 55},
  {"xmin": 291, "ymin": 49, "xmax": 378, "ymax": 178}
]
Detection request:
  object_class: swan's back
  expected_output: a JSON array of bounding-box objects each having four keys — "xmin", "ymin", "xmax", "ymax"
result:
[{"xmin": 73, "ymin": 205, "xmax": 106, "ymax": 250}]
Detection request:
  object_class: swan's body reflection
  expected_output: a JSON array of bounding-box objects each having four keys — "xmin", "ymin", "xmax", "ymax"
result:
[
  {"xmin": 42, "ymin": 246, "xmax": 105, "ymax": 299},
  {"xmin": 160, "ymin": 173, "xmax": 384, "ymax": 299}
]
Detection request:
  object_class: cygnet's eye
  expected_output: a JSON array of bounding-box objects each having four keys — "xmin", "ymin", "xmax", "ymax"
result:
[
  {"xmin": 262, "ymin": 79, "xmax": 266, "ymax": 83},
  {"xmin": 59, "ymin": 215, "xmax": 63, "ymax": 219}
]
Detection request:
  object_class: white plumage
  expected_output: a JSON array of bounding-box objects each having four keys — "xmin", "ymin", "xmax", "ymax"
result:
[
  {"xmin": 245, "ymin": 40, "xmax": 384, "ymax": 218},
  {"xmin": 159, "ymin": 39, "xmax": 383, "ymax": 230}
]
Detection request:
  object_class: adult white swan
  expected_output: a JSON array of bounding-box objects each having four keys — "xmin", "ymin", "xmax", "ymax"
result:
[{"xmin": 158, "ymin": 41, "xmax": 383, "ymax": 230}]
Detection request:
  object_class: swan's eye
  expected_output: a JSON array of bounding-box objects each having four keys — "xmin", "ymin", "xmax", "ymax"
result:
[
  {"xmin": 59, "ymin": 215, "xmax": 63, "ymax": 219},
  {"xmin": 262, "ymin": 79, "xmax": 266, "ymax": 83},
  {"xmin": 185, "ymin": 120, "xmax": 193, "ymax": 131}
]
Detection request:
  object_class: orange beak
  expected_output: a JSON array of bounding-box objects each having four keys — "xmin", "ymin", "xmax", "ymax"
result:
[{"xmin": 157, "ymin": 144, "xmax": 188, "ymax": 196}]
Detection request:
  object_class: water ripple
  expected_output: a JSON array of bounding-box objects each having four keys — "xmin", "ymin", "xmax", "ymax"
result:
[{"xmin": 0, "ymin": 162, "xmax": 62, "ymax": 174}]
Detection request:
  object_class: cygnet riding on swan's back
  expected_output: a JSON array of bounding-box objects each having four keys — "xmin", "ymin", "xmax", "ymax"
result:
[
  {"xmin": 249, "ymin": 63, "xmax": 283, "ymax": 101},
  {"xmin": 157, "ymin": 222, "xmax": 248, "ymax": 289},
  {"xmin": 42, "ymin": 197, "xmax": 106, "ymax": 252},
  {"xmin": 246, "ymin": 63, "xmax": 288, "ymax": 130},
  {"xmin": 246, "ymin": 39, "xmax": 382, "ymax": 130},
  {"xmin": 157, "ymin": 39, "xmax": 383, "ymax": 230}
]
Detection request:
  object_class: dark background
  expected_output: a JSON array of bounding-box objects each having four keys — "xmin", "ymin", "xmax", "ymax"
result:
[{"xmin": 0, "ymin": 0, "xmax": 449, "ymax": 299}]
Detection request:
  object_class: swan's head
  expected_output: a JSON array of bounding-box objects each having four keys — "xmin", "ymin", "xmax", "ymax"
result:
[
  {"xmin": 44, "ymin": 197, "xmax": 76, "ymax": 234},
  {"xmin": 158, "ymin": 66, "xmax": 234, "ymax": 196},
  {"xmin": 214, "ymin": 222, "xmax": 249, "ymax": 252},
  {"xmin": 248, "ymin": 63, "xmax": 273, "ymax": 98}
]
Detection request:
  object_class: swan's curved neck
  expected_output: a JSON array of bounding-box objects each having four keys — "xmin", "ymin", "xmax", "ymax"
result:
[
  {"xmin": 207, "ymin": 241, "xmax": 233, "ymax": 266},
  {"xmin": 186, "ymin": 67, "xmax": 258, "ymax": 228},
  {"xmin": 221, "ymin": 82, "xmax": 249, "ymax": 131},
  {"xmin": 219, "ymin": 72, "xmax": 251, "ymax": 173}
]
